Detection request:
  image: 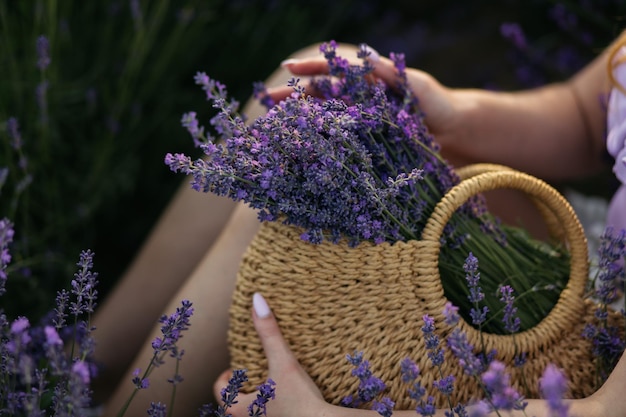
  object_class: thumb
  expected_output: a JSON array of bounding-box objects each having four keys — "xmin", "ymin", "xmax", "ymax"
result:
[{"xmin": 252, "ymin": 293, "xmax": 299, "ymax": 373}]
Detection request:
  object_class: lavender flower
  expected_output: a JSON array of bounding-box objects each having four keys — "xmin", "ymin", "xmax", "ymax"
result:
[
  {"xmin": 6, "ymin": 117, "xmax": 22, "ymax": 150},
  {"xmin": 480, "ymin": 361, "xmax": 525, "ymax": 412},
  {"xmin": 70, "ymin": 250, "xmax": 99, "ymax": 316},
  {"xmin": 0, "ymin": 218, "xmax": 14, "ymax": 295},
  {"xmin": 53, "ymin": 289, "xmax": 69, "ymax": 329},
  {"xmin": 421, "ymin": 315, "xmax": 444, "ymax": 367},
  {"xmin": 468, "ymin": 400, "xmax": 491, "ymax": 417},
  {"xmin": 433, "ymin": 375, "xmax": 455, "ymax": 396},
  {"xmin": 151, "ymin": 299, "xmax": 194, "ymax": 365},
  {"xmin": 500, "ymin": 22, "xmax": 527, "ymax": 50},
  {"xmin": 147, "ymin": 402, "xmax": 167, "ymax": 417},
  {"xmin": 247, "ymin": 379, "xmax": 276, "ymax": 417},
  {"xmin": 341, "ymin": 351, "xmax": 388, "ymax": 407},
  {"xmin": 132, "ymin": 368, "xmax": 150, "ymax": 389},
  {"xmin": 539, "ymin": 364, "xmax": 569, "ymax": 417},
  {"xmin": 446, "ymin": 328, "xmax": 483, "ymax": 377},
  {"xmin": 583, "ymin": 227, "xmax": 626, "ymax": 378},
  {"xmin": 181, "ymin": 111, "xmax": 206, "ymax": 148},
  {"xmin": 36, "ymin": 35, "xmax": 50, "ymax": 71},
  {"xmin": 463, "ymin": 253, "xmax": 488, "ymax": 327},
  {"xmin": 400, "ymin": 357, "xmax": 426, "ymax": 402},
  {"xmin": 216, "ymin": 369, "xmax": 248, "ymax": 416},
  {"xmin": 594, "ymin": 227, "xmax": 625, "ymax": 306},
  {"xmin": 415, "ymin": 396, "xmax": 436, "ymax": 417},
  {"xmin": 442, "ymin": 302, "xmax": 460, "ymax": 327},
  {"xmin": 498, "ymin": 285, "xmax": 520, "ymax": 334},
  {"xmin": 371, "ymin": 397, "xmax": 395, "ymax": 417}
]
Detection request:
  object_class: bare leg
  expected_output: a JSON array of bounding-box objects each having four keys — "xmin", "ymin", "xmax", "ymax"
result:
[
  {"xmin": 99, "ymin": 202, "xmax": 260, "ymax": 417},
  {"xmin": 91, "ymin": 186, "xmax": 237, "ymax": 403}
]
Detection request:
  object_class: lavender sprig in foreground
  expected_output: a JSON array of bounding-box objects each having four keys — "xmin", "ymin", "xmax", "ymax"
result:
[{"xmin": 116, "ymin": 300, "xmax": 194, "ymax": 417}]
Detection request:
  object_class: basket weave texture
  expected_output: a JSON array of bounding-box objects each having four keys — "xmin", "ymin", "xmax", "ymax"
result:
[{"xmin": 228, "ymin": 165, "xmax": 619, "ymax": 409}]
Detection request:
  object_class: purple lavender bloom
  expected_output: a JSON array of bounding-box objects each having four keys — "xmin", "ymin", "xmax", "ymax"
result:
[
  {"xmin": 481, "ymin": 361, "xmax": 524, "ymax": 412},
  {"xmin": 152, "ymin": 300, "xmax": 193, "ymax": 357},
  {"xmin": 400, "ymin": 357, "xmax": 420, "ymax": 383},
  {"xmin": 582, "ymin": 227, "xmax": 626, "ymax": 376},
  {"xmin": 6, "ymin": 117, "xmax": 22, "ymax": 150},
  {"xmin": 446, "ymin": 328, "xmax": 483, "ymax": 377},
  {"xmin": 500, "ymin": 23, "xmax": 527, "ymax": 50},
  {"xmin": 443, "ymin": 302, "xmax": 460, "ymax": 326},
  {"xmin": 132, "ymin": 368, "xmax": 150, "ymax": 389},
  {"xmin": 129, "ymin": 0, "xmax": 143, "ymax": 24},
  {"xmin": 415, "ymin": 396, "xmax": 436, "ymax": 417},
  {"xmin": 341, "ymin": 351, "xmax": 387, "ymax": 407},
  {"xmin": 36, "ymin": 35, "xmax": 50, "ymax": 70},
  {"xmin": 70, "ymin": 250, "xmax": 99, "ymax": 316},
  {"xmin": 400, "ymin": 357, "xmax": 426, "ymax": 402},
  {"xmin": 539, "ymin": 364, "xmax": 570, "ymax": 417},
  {"xmin": 433, "ymin": 375, "xmax": 455, "ymax": 396},
  {"xmin": 44, "ymin": 326, "xmax": 63, "ymax": 346},
  {"xmin": 72, "ymin": 360, "xmax": 90, "ymax": 384},
  {"xmin": 421, "ymin": 315, "xmax": 444, "ymax": 367},
  {"xmin": 499, "ymin": 285, "xmax": 520, "ymax": 334},
  {"xmin": 468, "ymin": 400, "xmax": 491, "ymax": 417},
  {"xmin": 35, "ymin": 81, "xmax": 49, "ymax": 120},
  {"xmin": 181, "ymin": 111, "xmax": 206, "ymax": 148},
  {"xmin": 371, "ymin": 397, "xmax": 395, "ymax": 417},
  {"xmin": 147, "ymin": 402, "xmax": 167, "ymax": 417},
  {"xmin": 247, "ymin": 378, "xmax": 276, "ymax": 417},
  {"xmin": 53, "ymin": 289, "xmax": 69, "ymax": 329},
  {"xmin": 217, "ymin": 369, "xmax": 248, "ymax": 416},
  {"xmin": 594, "ymin": 227, "xmax": 626, "ymax": 305},
  {"xmin": 463, "ymin": 253, "xmax": 489, "ymax": 326},
  {"xmin": 0, "ymin": 217, "xmax": 14, "ymax": 295}
]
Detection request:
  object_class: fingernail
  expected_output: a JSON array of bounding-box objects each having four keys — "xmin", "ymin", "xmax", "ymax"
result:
[
  {"xmin": 280, "ymin": 58, "xmax": 300, "ymax": 68},
  {"xmin": 365, "ymin": 45, "xmax": 380, "ymax": 63},
  {"xmin": 253, "ymin": 292, "xmax": 271, "ymax": 318}
]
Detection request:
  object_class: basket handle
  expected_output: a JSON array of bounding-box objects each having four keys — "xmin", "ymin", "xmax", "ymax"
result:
[
  {"xmin": 418, "ymin": 167, "xmax": 589, "ymax": 356},
  {"xmin": 456, "ymin": 163, "xmax": 565, "ymax": 240}
]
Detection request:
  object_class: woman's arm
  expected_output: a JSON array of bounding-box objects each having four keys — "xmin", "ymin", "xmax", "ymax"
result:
[{"xmin": 277, "ymin": 40, "xmax": 613, "ymax": 182}]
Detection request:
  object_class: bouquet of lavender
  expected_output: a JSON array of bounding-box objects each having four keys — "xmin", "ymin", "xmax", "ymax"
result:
[{"xmin": 165, "ymin": 41, "xmax": 571, "ymax": 334}]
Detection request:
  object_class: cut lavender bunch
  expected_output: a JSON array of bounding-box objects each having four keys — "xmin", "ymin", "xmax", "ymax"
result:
[{"xmin": 166, "ymin": 41, "xmax": 572, "ymax": 334}]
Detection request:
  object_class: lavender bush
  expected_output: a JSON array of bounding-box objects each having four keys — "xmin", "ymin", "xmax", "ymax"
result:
[
  {"xmin": 166, "ymin": 41, "xmax": 572, "ymax": 334},
  {"xmin": 0, "ymin": 221, "xmax": 272, "ymax": 417}
]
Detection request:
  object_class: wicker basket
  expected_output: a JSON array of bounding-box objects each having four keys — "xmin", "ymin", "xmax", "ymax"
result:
[{"xmin": 228, "ymin": 164, "xmax": 617, "ymax": 408}]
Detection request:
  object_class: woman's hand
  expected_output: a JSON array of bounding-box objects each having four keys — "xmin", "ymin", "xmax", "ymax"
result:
[
  {"xmin": 213, "ymin": 293, "xmax": 333, "ymax": 417},
  {"xmin": 268, "ymin": 46, "xmax": 461, "ymax": 148}
]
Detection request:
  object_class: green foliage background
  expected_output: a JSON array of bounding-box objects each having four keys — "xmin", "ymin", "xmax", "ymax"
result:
[{"xmin": 1, "ymin": 0, "xmax": 625, "ymax": 319}]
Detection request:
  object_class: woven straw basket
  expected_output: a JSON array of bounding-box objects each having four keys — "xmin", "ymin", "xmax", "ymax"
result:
[{"xmin": 228, "ymin": 164, "xmax": 618, "ymax": 409}]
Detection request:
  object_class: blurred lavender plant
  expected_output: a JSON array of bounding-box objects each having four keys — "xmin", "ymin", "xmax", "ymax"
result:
[
  {"xmin": 582, "ymin": 227, "xmax": 626, "ymax": 385},
  {"xmin": 0, "ymin": 222, "xmax": 272, "ymax": 417},
  {"xmin": 167, "ymin": 41, "xmax": 572, "ymax": 334},
  {"xmin": 0, "ymin": 246, "xmax": 98, "ymax": 416},
  {"xmin": 539, "ymin": 364, "xmax": 570, "ymax": 417},
  {"xmin": 500, "ymin": 1, "xmax": 626, "ymax": 88}
]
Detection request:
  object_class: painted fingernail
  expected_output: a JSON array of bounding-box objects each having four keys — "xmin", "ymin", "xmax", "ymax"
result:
[
  {"xmin": 365, "ymin": 45, "xmax": 380, "ymax": 62},
  {"xmin": 253, "ymin": 292, "xmax": 271, "ymax": 318},
  {"xmin": 280, "ymin": 58, "xmax": 300, "ymax": 68}
]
